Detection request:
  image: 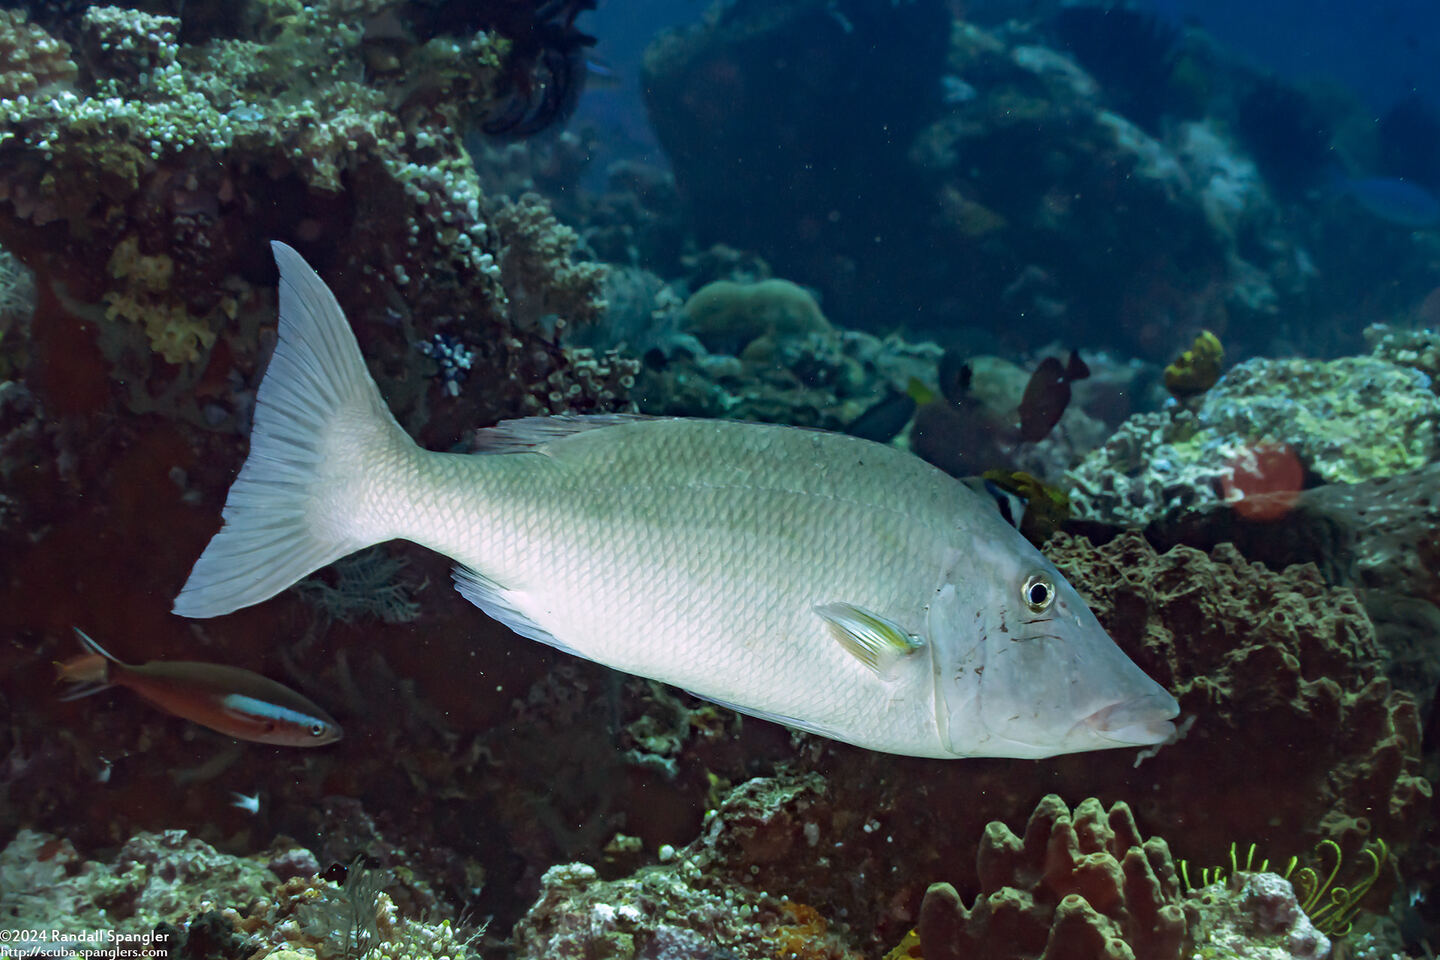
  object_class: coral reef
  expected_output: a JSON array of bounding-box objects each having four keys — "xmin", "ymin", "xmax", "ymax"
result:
[
  {"xmin": 1198, "ymin": 357, "xmax": 1437, "ymax": 483},
  {"xmin": 1188, "ymin": 873, "xmax": 1329, "ymax": 960},
  {"xmin": 0, "ymin": 244, "xmax": 34, "ymax": 377},
  {"xmin": 0, "ymin": 827, "xmax": 481, "ymax": 960},
  {"xmin": 1068, "ymin": 351, "xmax": 1440, "ymax": 526},
  {"xmin": 916, "ymin": 794, "xmax": 1192, "ymax": 960},
  {"xmin": 512, "ymin": 860, "xmax": 859, "ymax": 959},
  {"xmin": 0, "ymin": 8, "xmax": 76, "ymax": 100},
  {"xmin": 606, "ymin": 531, "xmax": 1428, "ymax": 954},
  {"xmin": 1043, "ymin": 533, "xmax": 1431, "ymax": 855},
  {"xmin": 643, "ymin": 3, "xmax": 1318, "ymax": 359},
  {"xmin": 0, "ymin": 6, "xmax": 634, "ymax": 939},
  {"xmin": 638, "ymin": 312, "xmax": 945, "ymax": 431},
  {"xmin": 492, "ymin": 191, "xmax": 608, "ymax": 332},
  {"xmin": 1365, "ymin": 322, "xmax": 1440, "ymax": 383},
  {"xmin": 0, "ymin": 0, "xmax": 622, "ymax": 431},
  {"xmin": 1066, "ymin": 410, "xmax": 1238, "ymax": 526}
]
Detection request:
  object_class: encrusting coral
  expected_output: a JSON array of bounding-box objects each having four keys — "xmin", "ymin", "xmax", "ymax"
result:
[
  {"xmin": 0, "ymin": 8, "xmax": 76, "ymax": 100},
  {"xmin": 0, "ymin": 1, "xmax": 622, "ymax": 425},
  {"xmin": 0, "ymin": 827, "xmax": 481, "ymax": 960},
  {"xmin": 915, "ymin": 795, "xmax": 1192, "ymax": 960},
  {"xmin": 1068, "ymin": 349, "xmax": 1440, "ymax": 526},
  {"xmin": 1043, "ymin": 533, "xmax": 1431, "ymax": 859}
]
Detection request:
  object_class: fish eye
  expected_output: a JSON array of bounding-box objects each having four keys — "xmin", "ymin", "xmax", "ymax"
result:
[
  {"xmin": 309, "ymin": 723, "xmax": 326, "ymax": 737},
  {"xmin": 1021, "ymin": 573, "xmax": 1055, "ymax": 613}
]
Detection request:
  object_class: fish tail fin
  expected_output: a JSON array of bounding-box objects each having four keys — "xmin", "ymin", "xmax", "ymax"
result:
[
  {"xmin": 55, "ymin": 628, "xmax": 117, "ymax": 695},
  {"xmin": 172, "ymin": 241, "xmax": 416, "ymax": 618}
]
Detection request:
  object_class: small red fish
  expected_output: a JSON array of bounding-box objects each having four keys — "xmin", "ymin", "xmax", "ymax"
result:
[
  {"xmin": 57, "ymin": 629, "xmax": 342, "ymax": 747},
  {"xmin": 1018, "ymin": 351, "xmax": 1090, "ymax": 443}
]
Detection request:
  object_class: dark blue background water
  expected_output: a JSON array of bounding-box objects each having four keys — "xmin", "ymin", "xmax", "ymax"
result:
[
  {"xmin": 1152, "ymin": 0, "xmax": 1439, "ymax": 110},
  {"xmin": 580, "ymin": 0, "xmax": 1440, "ymax": 161}
]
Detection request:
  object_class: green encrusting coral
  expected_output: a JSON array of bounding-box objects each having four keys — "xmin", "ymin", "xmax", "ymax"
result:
[{"xmin": 1068, "ymin": 345, "xmax": 1440, "ymax": 526}]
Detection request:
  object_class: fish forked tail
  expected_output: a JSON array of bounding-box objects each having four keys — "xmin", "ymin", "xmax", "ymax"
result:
[
  {"xmin": 172, "ymin": 242, "xmax": 415, "ymax": 618},
  {"xmin": 55, "ymin": 628, "xmax": 119, "ymax": 700}
]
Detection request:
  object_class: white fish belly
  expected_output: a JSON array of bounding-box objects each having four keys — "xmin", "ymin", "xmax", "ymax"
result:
[{"xmin": 389, "ymin": 418, "xmax": 976, "ymax": 755}]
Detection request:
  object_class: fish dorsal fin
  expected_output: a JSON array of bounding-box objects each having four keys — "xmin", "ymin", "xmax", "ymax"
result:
[
  {"xmin": 451, "ymin": 566, "xmax": 586, "ymax": 659},
  {"xmin": 814, "ymin": 602, "xmax": 924, "ymax": 680},
  {"xmin": 73, "ymin": 627, "xmax": 131, "ymax": 668},
  {"xmin": 471, "ymin": 414, "xmax": 656, "ymax": 454}
]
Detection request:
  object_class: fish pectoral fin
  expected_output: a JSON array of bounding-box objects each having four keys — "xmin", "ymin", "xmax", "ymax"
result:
[
  {"xmin": 814, "ymin": 602, "xmax": 924, "ymax": 679},
  {"xmin": 451, "ymin": 566, "xmax": 587, "ymax": 659}
]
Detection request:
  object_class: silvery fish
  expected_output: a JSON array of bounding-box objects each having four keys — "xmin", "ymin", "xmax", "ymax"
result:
[{"xmin": 173, "ymin": 242, "xmax": 1179, "ymax": 760}]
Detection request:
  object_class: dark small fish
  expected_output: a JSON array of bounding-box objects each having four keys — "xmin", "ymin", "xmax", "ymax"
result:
[
  {"xmin": 937, "ymin": 348, "xmax": 973, "ymax": 404},
  {"xmin": 1018, "ymin": 351, "xmax": 1090, "ymax": 443},
  {"xmin": 846, "ymin": 390, "xmax": 918, "ymax": 444},
  {"xmin": 57, "ymin": 629, "xmax": 342, "ymax": 747}
]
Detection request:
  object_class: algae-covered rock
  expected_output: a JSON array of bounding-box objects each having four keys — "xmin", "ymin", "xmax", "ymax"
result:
[
  {"xmin": 1365, "ymin": 322, "xmax": 1440, "ymax": 383},
  {"xmin": 0, "ymin": 829, "xmax": 480, "ymax": 960},
  {"xmin": 0, "ymin": 828, "xmax": 279, "ymax": 938},
  {"xmin": 511, "ymin": 858, "xmax": 860, "ymax": 959},
  {"xmin": 1199, "ymin": 356, "xmax": 1437, "ymax": 484},
  {"xmin": 1069, "ymin": 353, "xmax": 1440, "ymax": 525},
  {"xmin": 1188, "ymin": 873, "xmax": 1329, "ymax": 960}
]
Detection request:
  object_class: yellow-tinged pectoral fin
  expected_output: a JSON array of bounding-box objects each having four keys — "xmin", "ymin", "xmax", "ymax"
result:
[{"xmin": 815, "ymin": 602, "xmax": 925, "ymax": 680}]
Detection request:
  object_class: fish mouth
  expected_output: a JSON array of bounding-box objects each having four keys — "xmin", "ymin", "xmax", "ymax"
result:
[{"xmin": 1082, "ymin": 693, "xmax": 1180, "ymax": 746}]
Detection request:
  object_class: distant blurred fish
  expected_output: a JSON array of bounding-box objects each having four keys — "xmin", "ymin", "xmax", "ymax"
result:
[
  {"xmin": 1018, "ymin": 351, "xmax": 1090, "ymax": 443},
  {"xmin": 845, "ymin": 390, "xmax": 918, "ymax": 444},
  {"xmin": 1336, "ymin": 177, "xmax": 1440, "ymax": 228},
  {"xmin": 56, "ymin": 629, "xmax": 342, "ymax": 747},
  {"xmin": 844, "ymin": 379, "xmax": 936, "ymax": 444}
]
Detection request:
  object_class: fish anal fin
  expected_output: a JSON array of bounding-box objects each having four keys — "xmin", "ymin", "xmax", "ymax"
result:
[
  {"xmin": 57, "ymin": 682, "xmax": 115, "ymax": 703},
  {"xmin": 814, "ymin": 602, "xmax": 924, "ymax": 679},
  {"xmin": 687, "ymin": 689, "xmax": 846, "ymax": 741},
  {"xmin": 451, "ymin": 566, "xmax": 586, "ymax": 659}
]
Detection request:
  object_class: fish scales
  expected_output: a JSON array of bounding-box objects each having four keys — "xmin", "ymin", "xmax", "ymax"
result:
[
  {"xmin": 394, "ymin": 421, "xmax": 969, "ymax": 744},
  {"xmin": 174, "ymin": 243, "xmax": 1179, "ymax": 759}
]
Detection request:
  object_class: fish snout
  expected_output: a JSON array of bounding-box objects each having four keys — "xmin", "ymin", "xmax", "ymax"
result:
[{"xmin": 1081, "ymin": 691, "xmax": 1180, "ymax": 746}]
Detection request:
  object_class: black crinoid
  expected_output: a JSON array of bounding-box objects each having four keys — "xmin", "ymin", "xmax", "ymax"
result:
[
  {"xmin": 1234, "ymin": 75, "xmax": 1333, "ymax": 198},
  {"xmin": 1051, "ymin": 3, "xmax": 1181, "ymax": 134},
  {"xmin": 409, "ymin": 0, "xmax": 598, "ymax": 137}
]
